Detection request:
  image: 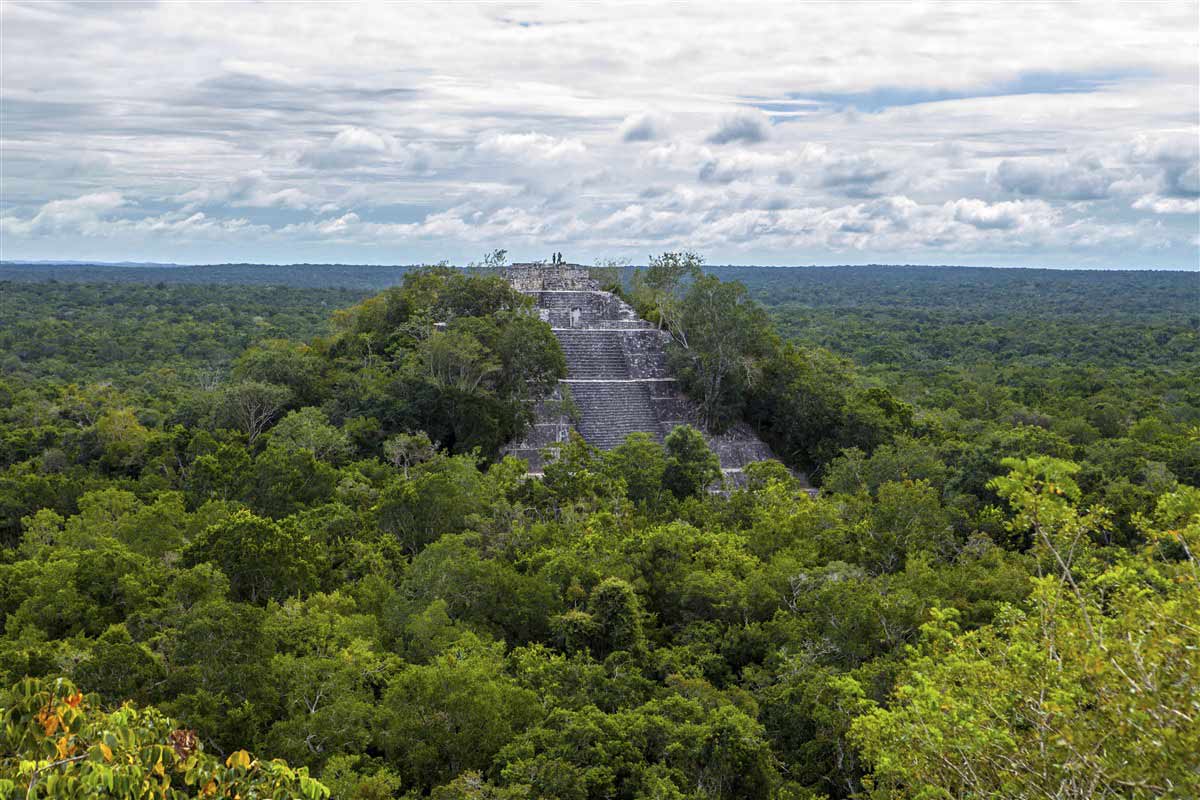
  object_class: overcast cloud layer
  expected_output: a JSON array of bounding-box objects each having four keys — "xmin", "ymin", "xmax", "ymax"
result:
[{"xmin": 2, "ymin": 1, "xmax": 1198, "ymax": 267}]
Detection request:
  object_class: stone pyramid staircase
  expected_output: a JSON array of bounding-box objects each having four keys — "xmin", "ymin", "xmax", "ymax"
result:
[
  {"xmin": 500, "ymin": 264, "xmax": 786, "ymax": 483},
  {"xmin": 555, "ymin": 330, "xmax": 632, "ymax": 379},
  {"xmin": 568, "ymin": 381, "xmax": 662, "ymax": 449}
]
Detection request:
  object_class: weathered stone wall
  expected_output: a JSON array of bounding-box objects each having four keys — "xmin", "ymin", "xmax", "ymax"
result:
[
  {"xmin": 503, "ymin": 264, "xmax": 597, "ymax": 293},
  {"xmin": 502, "ymin": 385, "xmax": 573, "ymax": 473},
  {"xmin": 527, "ymin": 290, "xmax": 629, "ymax": 328},
  {"xmin": 618, "ymin": 328, "xmax": 672, "ymax": 379}
]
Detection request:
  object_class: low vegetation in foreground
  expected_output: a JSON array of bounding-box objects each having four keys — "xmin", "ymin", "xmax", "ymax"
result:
[{"xmin": 0, "ymin": 258, "xmax": 1196, "ymax": 798}]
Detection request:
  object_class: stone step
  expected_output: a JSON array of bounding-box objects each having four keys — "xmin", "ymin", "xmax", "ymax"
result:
[
  {"xmin": 565, "ymin": 380, "xmax": 663, "ymax": 449},
  {"xmin": 529, "ymin": 290, "xmax": 603, "ymax": 305},
  {"xmin": 528, "ymin": 289, "xmax": 644, "ymax": 326},
  {"xmin": 554, "ymin": 329, "xmax": 630, "ymax": 379}
]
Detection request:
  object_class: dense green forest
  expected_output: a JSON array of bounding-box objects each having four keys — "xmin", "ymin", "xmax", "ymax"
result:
[{"xmin": 1, "ymin": 261, "xmax": 1196, "ymax": 799}]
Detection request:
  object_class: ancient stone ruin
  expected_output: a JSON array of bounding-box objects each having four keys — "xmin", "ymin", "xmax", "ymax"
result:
[{"xmin": 501, "ymin": 263, "xmax": 782, "ymax": 481}]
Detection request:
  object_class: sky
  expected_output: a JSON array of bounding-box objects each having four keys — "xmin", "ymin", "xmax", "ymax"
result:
[{"xmin": 2, "ymin": 1, "xmax": 1198, "ymax": 269}]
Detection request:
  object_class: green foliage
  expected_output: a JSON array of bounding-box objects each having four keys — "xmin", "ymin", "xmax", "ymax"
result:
[
  {"xmin": 268, "ymin": 407, "xmax": 352, "ymax": 464},
  {"xmin": 851, "ymin": 470, "xmax": 1200, "ymax": 799},
  {"xmin": 632, "ymin": 250, "xmax": 702, "ymax": 332},
  {"xmin": 218, "ymin": 381, "xmax": 294, "ymax": 445},
  {"xmin": 497, "ymin": 695, "xmax": 781, "ymax": 800},
  {"xmin": 325, "ymin": 267, "xmax": 565, "ymax": 457},
  {"xmin": 662, "ymin": 425, "xmax": 722, "ymax": 499},
  {"xmin": 601, "ymin": 432, "xmax": 666, "ymax": 508},
  {"xmin": 631, "ymin": 256, "xmax": 909, "ymax": 474},
  {"xmin": 233, "ymin": 339, "xmax": 327, "ymax": 407},
  {"xmin": 382, "ymin": 430, "xmax": 437, "ymax": 477},
  {"xmin": 376, "ymin": 453, "xmax": 490, "ymax": 554},
  {"xmin": 669, "ymin": 274, "xmax": 775, "ymax": 431},
  {"xmin": 586, "ymin": 578, "xmax": 645, "ymax": 658},
  {"xmin": 0, "ymin": 676, "xmax": 328, "ymax": 799},
  {"xmin": 183, "ymin": 509, "xmax": 321, "ymax": 604},
  {"xmin": 261, "ymin": 593, "xmax": 390, "ymax": 771},
  {"xmin": 379, "ymin": 636, "xmax": 540, "ymax": 792},
  {"xmin": 95, "ymin": 408, "xmax": 156, "ymax": 473}
]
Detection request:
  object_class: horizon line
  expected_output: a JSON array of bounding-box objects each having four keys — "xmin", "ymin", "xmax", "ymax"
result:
[{"xmin": 2, "ymin": 259, "xmax": 1196, "ymax": 274}]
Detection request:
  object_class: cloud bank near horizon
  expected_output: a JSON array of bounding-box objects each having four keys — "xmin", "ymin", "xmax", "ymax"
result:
[{"xmin": 1, "ymin": 2, "xmax": 1198, "ymax": 268}]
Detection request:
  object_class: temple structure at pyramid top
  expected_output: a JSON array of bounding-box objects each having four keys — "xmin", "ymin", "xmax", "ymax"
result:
[
  {"xmin": 500, "ymin": 262, "xmax": 785, "ymax": 482},
  {"xmin": 503, "ymin": 262, "xmax": 597, "ymax": 293}
]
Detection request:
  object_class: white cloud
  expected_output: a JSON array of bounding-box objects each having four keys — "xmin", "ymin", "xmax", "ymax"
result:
[
  {"xmin": 698, "ymin": 158, "xmax": 752, "ymax": 184},
  {"xmin": 477, "ymin": 132, "xmax": 587, "ymax": 162},
  {"xmin": 0, "ymin": 2, "xmax": 1196, "ymax": 266},
  {"xmin": 115, "ymin": 211, "xmax": 264, "ymax": 238},
  {"xmin": 993, "ymin": 156, "xmax": 1115, "ymax": 201},
  {"xmin": 0, "ymin": 195, "xmax": 268, "ymax": 242},
  {"xmin": 180, "ymin": 171, "xmax": 320, "ymax": 211},
  {"xmin": 330, "ymin": 126, "xmax": 391, "ymax": 153},
  {"xmin": 706, "ymin": 111, "xmax": 770, "ymax": 145},
  {"xmin": 1133, "ymin": 195, "xmax": 1200, "ymax": 215},
  {"xmin": 1, "ymin": 191, "xmax": 127, "ymax": 236},
  {"xmin": 1129, "ymin": 132, "xmax": 1200, "ymax": 198},
  {"xmin": 619, "ymin": 113, "xmax": 663, "ymax": 142},
  {"xmin": 818, "ymin": 153, "xmax": 895, "ymax": 198},
  {"xmin": 297, "ymin": 126, "xmax": 442, "ymax": 173},
  {"xmin": 949, "ymin": 198, "xmax": 1058, "ymax": 231}
]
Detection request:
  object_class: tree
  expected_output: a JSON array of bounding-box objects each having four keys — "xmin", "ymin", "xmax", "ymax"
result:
[
  {"xmin": 587, "ymin": 577, "xmax": 645, "ymax": 657},
  {"xmin": 0, "ymin": 677, "xmax": 328, "ymax": 799},
  {"xmin": 382, "ymin": 431, "xmax": 437, "ymax": 479},
  {"xmin": 851, "ymin": 463, "xmax": 1200, "ymax": 799},
  {"xmin": 95, "ymin": 407, "xmax": 154, "ymax": 472},
  {"xmin": 248, "ymin": 443, "xmax": 339, "ymax": 518},
  {"xmin": 494, "ymin": 313, "xmax": 567, "ymax": 404},
  {"xmin": 268, "ymin": 407, "xmax": 352, "ymax": 464},
  {"xmin": 590, "ymin": 257, "xmax": 629, "ymax": 295},
  {"xmin": 0, "ymin": 541, "xmax": 164, "ymax": 643},
  {"xmin": 261, "ymin": 593, "xmax": 387, "ymax": 770},
  {"xmin": 541, "ymin": 432, "xmax": 625, "ymax": 510},
  {"xmin": 233, "ymin": 339, "xmax": 325, "ymax": 406},
  {"xmin": 70, "ymin": 624, "xmax": 165, "ymax": 707},
  {"xmin": 157, "ymin": 597, "xmax": 276, "ymax": 754},
  {"xmin": 320, "ymin": 266, "xmax": 560, "ymax": 459},
  {"xmin": 58, "ymin": 383, "xmax": 123, "ymax": 429},
  {"xmin": 419, "ymin": 329, "xmax": 500, "ymax": 394},
  {"xmin": 603, "ymin": 432, "xmax": 667, "ymax": 508},
  {"xmin": 637, "ymin": 251, "xmax": 701, "ymax": 332},
  {"xmin": 319, "ymin": 755, "xmax": 404, "ymax": 800},
  {"xmin": 670, "ymin": 275, "xmax": 773, "ymax": 430},
  {"xmin": 219, "ymin": 381, "xmax": 293, "ymax": 444},
  {"xmin": 663, "ymin": 425, "xmax": 722, "ymax": 498},
  {"xmin": 376, "ymin": 453, "xmax": 490, "ymax": 554},
  {"xmin": 396, "ymin": 533, "xmax": 557, "ymax": 645},
  {"xmin": 858, "ymin": 479, "xmax": 954, "ymax": 574},
  {"xmin": 752, "ymin": 662, "xmax": 874, "ymax": 797},
  {"xmin": 183, "ymin": 509, "xmax": 320, "ymax": 604},
  {"xmin": 183, "ymin": 441, "xmax": 252, "ymax": 506},
  {"xmin": 379, "ymin": 635, "xmax": 540, "ymax": 792},
  {"xmin": 744, "ymin": 343, "xmax": 876, "ymax": 475},
  {"xmin": 496, "ymin": 695, "xmax": 781, "ymax": 800},
  {"xmin": 822, "ymin": 436, "xmax": 950, "ymax": 497}
]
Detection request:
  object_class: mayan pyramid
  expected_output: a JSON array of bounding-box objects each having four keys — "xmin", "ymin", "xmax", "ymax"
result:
[{"xmin": 501, "ymin": 263, "xmax": 781, "ymax": 480}]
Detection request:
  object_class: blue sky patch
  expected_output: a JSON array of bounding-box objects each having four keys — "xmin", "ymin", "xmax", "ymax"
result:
[{"xmin": 792, "ymin": 68, "xmax": 1155, "ymax": 113}]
